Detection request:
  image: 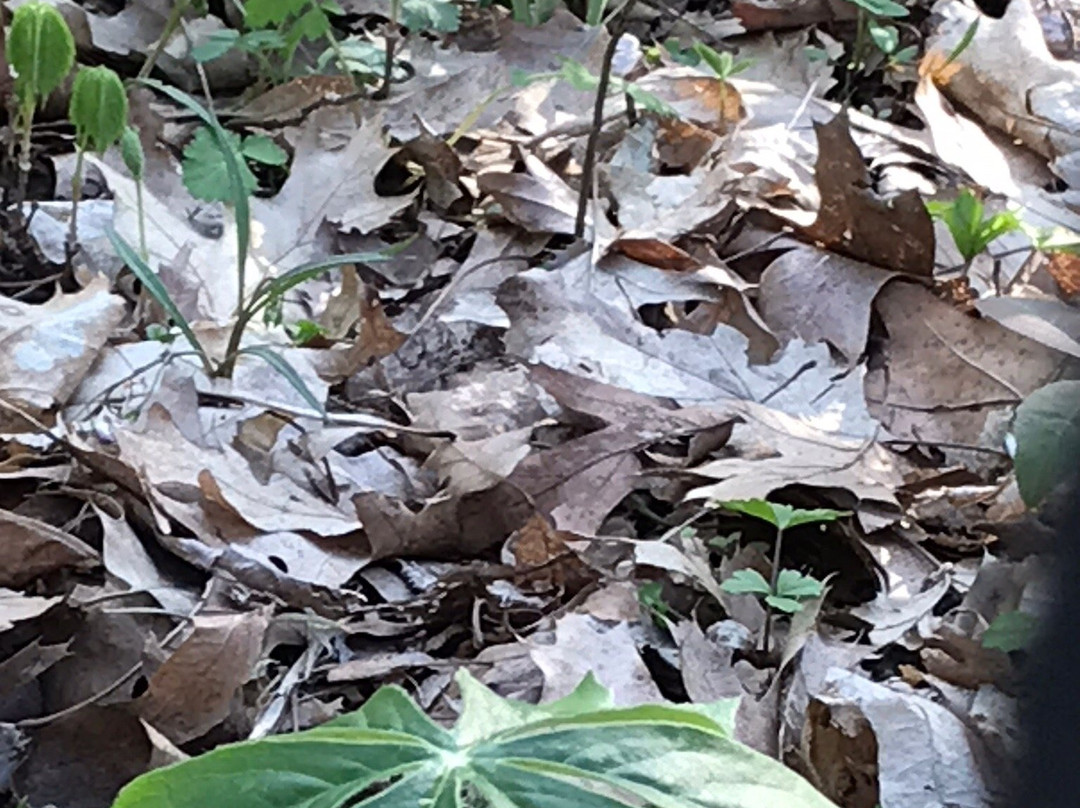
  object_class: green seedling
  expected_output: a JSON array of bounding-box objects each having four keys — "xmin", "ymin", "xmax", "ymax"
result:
[
  {"xmin": 67, "ymin": 66, "xmax": 128, "ymax": 261},
  {"xmin": 512, "ymin": 59, "xmax": 675, "ymax": 118},
  {"xmin": 637, "ymin": 580, "xmax": 678, "ymax": 626},
  {"xmin": 182, "ymin": 128, "xmax": 288, "ymax": 202},
  {"xmin": 7, "ymin": 2, "xmax": 75, "ymax": 196},
  {"xmin": 120, "ymin": 126, "xmax": 148, "ymax": 259},
  {"xmin": 111, "ymin": 670, "xmax": 836, "ymax": 808},
  {"xmin": 110, "ymin": 81, "xmax": 391, "ymax": 413},
  {"xmin": 926, "ymin": 188, "xmax": 1023, "ymax": 268},
  {"xmin": 692, "ymin": 42, "xmax": 754, "ymax": 81},
  {"xmin": 867, "ymin": 22, "xmax": 918, "ymax": 66},
  {"xmin": 286, "ymin": 319, "xmax": 327, "ymax": 346},
  {"xmin": 715, "ymin": 499, "xmax": 849, "ymax": 652}
]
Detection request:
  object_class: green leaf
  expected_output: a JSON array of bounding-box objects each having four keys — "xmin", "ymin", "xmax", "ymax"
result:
[
  {"xmin": 120, "ymin": 126, "xmax": 145, "ymax": 181},
  {"xmin": 237, "ymin": 29, "xmax": 288, "ymax": 52},
  {"xmin": 400, "ymin": 0, "xmax": 461, "ymax": 32},
  {"xmin": 69, "ymin": 66, "xmax": 128, "ymax": 153},
  {"xmin": 846, "ymin": 0, "xmax": 909, "ymax": 17},
  {"xmin": 717, "ymin": 500, "xmax": 849, "ymax": 531},
  {"xmin": 926, "ymin": 188, "xmax": 1021, "ymax": 261},
  {"xmin": 107, "ymin": 230, "xmax": 213, "ymax": 375},
  {"xmin": 721, "ymin": 568, "xmax": 772, "ymax": 596},
  {"xmin": 765, "ymin": 595, "xmax": 805, "ymax": 613},
  {"xmin": 183, "ymin": 126, "xmax": 258, "ymax": 202},
  {"xmin": 244, "ymin": 0, "xmax": 309, "ymax": 27},
  {"xmin": 292, "ymin": 6, "xmax": 332, "ymax": 41},
  {"xmin": 191, "ymin": 29, "xmax": 240, "ymax": 63},
  {"xmin": 892, "ymin": 44, "xmax": 919, "ymax": 64},
  {"xmin": 982, "ymin": 611, "xmax": 1039, "ymax": 652},
  {"xmin": 1012, "ymin": 380, "xmax": 1080, "ymax": 507},
  {"xmin": 287, "ymin": 319, "xmax": 326, "ymax": 345},
  {"xmin": 241, "ymin": 135, "xmax": 289, "ymax": 166},
  {"xmin": 8, "ymin": 2, "xmax": 75, "ymax": 105},
  {"xmin": 774, "ymin": 569, "xmax": 825, "ymax": 599},
  {"xmin": 112, "ymin": 669, "xmax": 835, "ymax": 808},
  {"xmin": 238, "ymin": 345, "xmax": 326, "ymax": 416},
  {"xmin": 246, "ymin": 252, "xmax": 387, "ymax": 321},
  {"xmin": 868, "ymin": 23, "xmax": 899, "ymax": 54},
  {"xmin": 139, "ymin": 79, "xmax": 251, "ymax": 280},
  {"xmin": 586, "ymin": 0, "xmax": 608, "ymax": 25}
]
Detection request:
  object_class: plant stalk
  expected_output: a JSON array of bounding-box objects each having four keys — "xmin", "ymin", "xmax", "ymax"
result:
[
  {"xmin": 138, "ymin": 0, "xmax": 192, "ymax": 79},
  {"xmin": 374, "ymin": 0, "xmax": 400, "ymax": 100},
  {"xmin": 761, "ymin": 525, "xmax": 785, "ymax": 653},
  {"xmin": 574, "ymin": 0, "xmax": 637, "ymax": 238},
  {"xmin": 66, "ymin": 147, "xmax": 85, "ymax": 265}
]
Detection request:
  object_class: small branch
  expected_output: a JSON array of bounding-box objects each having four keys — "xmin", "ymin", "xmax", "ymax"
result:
[
  {"xmin": 761, "ymin": 526, "xmax": 785, "ymax": 653},
  {"xmin": 574, "ymin": 0, "xmax": 637, "ymax": 239}
]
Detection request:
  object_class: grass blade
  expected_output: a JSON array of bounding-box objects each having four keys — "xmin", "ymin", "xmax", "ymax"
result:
[
  {"xmin": 107, "ymin": 229, "xmax": 214, "ymax": 374},
  {"xmin": 238, "ymin": 345, "xmax": 326, "ymax": 417}
]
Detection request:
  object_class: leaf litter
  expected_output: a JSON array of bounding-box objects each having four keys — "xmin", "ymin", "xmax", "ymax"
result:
[{"xmin": 0, "ymin": 1, "xmax": 1078, "ymax": 807}]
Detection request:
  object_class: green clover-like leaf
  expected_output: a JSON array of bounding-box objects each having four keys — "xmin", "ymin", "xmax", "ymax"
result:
[
  {"xmin": 774, "ymin": 569, "xmax": 825, "ymax": 600},
  {"xmin": 721, "ymin": 568, "xmax": 772, "ymax": 596},
  {"xmin": 717, "ymin": 499, "xmax": 849, "ymax": 531}
]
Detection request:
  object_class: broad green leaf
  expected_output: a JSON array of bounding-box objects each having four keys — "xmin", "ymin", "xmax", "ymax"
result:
[
  {"xmin": 717, "ymin": 499, "xmax": 849, "ymax": 531},
  {"xmin": 8, "ymin": 2, "xmax": 75, "ymax": 105},
  {"xmin": 721, "ymin": 568, "xmax": 771, "ymax": 596},
  {"xmin": 847, "ymin": 0, "xmax": 909, "ymax": 17},
  {"xmin": 112, "ymin": 670, "xmax": 836, "ymax": 808},
  {"xmin": 982, "ymin": 611, "xmax": 1039, "ymax": 652},
  {"xmin": 586, "ymin": 0, "xmax": 608, "ymax": 25},
  {"xmin": 238, "ymin": 345, "xmax": 327, "ymax": 416},
  {"xmin": 775, "ymin": 569, "xmax": 826, "ymax": 600},
  {"xmin": 241, "ymin": 135, "xmax": 289, "ymax": 166},
  {"xmin": 1012, "ymin": 380, "xmax": 1080, "ymax": 507},
  {"xmin": 183, "ymin": 126, "xmax": 258, "ymax": 202},
  {"xmin": 69, "ymin": 66, "xmax": 128, "ymax": 153},
  {"xmin": 400, "ymin": 0, "xmax": 461, "ymax": 32},
  {"xmin": 765, "ymin": 595, "xmax": 805, "ymax": 613},
  {"xmin": 107, "ymin": 230, "xmax": 213, "ymax": 375},
  {"xmin": 120, "ymin": 127, "xmax": 145, "ymax": 181},
  {"xmin": 293, "ymin": 6, "xmax": 332, "ymax": 41},
  {"xmin": 191, "ymin": 29, "xmax": 240, "ymax": 62},
  {"xmin": 244, "ymin": 0, "xmax": 309, "ymax": 27},
  {"xmin": 892, "ymin": 44, "xmax": 919, "ymax": 63}
]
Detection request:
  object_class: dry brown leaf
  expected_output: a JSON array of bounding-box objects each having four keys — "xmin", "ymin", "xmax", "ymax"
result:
[
  {"xmin": 139, "ymin": 611, "xmax": 269, "ymax": 744},
  {"xmin": 1046, "ymin": 251, "xmax": 1080, "ymax": 299},
  {"xmin": 0, "ymin": 590, "xmax": 60, "ymax": 632},
  {"xmin": 803, "ymin": 114, "xmax": 935, "ymax": 276},
  {"xmin": 0, "ymin": 510, "xmax": 99, "ymax": 588}
]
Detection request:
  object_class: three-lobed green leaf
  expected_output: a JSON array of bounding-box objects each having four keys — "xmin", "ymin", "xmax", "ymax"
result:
[
  {"xmin": 182, "ymin": 127, "xmax": 287, "ymax": 202},
  {"xmin": 8, "ymin": 1, "xmax": 75, "ymax": 106},
  {"xmin": 112, "ymin": 670, "xmax": 837, "ymax": 808}
]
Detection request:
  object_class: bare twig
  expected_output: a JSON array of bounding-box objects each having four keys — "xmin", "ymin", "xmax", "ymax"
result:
[{"xmin": 574, "ymin": 0, "xmax": 638, "ymax": 239}]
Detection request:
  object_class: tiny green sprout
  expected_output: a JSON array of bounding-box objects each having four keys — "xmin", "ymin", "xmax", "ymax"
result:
[
  {"xmin": 67, "ymin": 66, "xmax": 128, "ymax": 261},
  {"xmin": 715, "ymin": 498, "xmax": 848, "ymax": 652},
  {"xmin": 287, "ymin": 319, "xmax": 327, "ymax": 346},
  {"xmin": 692, "ymin": 42, "xmax": 754, "ymax": 81},
  {"xmin": 8, "ymin": 2, "xmax": 75, "ymax": 189},
  {"xmin": 926, "ymin": 188, "xmax": 1023, "ymax": 266}
]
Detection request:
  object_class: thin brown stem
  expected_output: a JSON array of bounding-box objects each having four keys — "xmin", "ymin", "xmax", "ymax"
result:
[{"xmin": 574, "ymin": 0, "xmax": 637, "ymax": 238}]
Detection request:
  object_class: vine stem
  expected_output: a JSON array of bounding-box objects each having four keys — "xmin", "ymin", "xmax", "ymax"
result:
[
  {"xmin": 574, "ymin": 0, "xmax": 637, "ymax": 239},
  {"xmin": 138, "ymin": 0, "xmax": 192, "ymax": 80}
]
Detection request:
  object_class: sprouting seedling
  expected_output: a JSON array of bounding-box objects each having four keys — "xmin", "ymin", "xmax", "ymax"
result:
[
  {"xmin": 67, "ymin": 66, "xmax": 128, "ymax": 262},
  {"xmin": 120, "ymin": 126, "xmax": 148, "ymax": 260},
  {"xmin": 7, "ymin": 2, "xmax": 75, "ymax": 199},
  {"xmin": 715, "ymin": 499, "xmax": 849, "ymax": 652},
  {"xmin": 692, "ymin": 42, "xmax": 754, "ymax": 81},
  {"xmin": 926, "ymin": 188, "xmax": 1022, "ymax": 269}
]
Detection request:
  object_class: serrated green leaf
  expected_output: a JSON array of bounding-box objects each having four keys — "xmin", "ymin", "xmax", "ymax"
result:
[
  {"xmin": 111, "ymin": 669, "xmax": 836, "ymax": 808},
  {"xmin": 120, "ymin": 126, "xmax": 145, "ymax": 181},
  {"xmin": 69, "ymin": 66, "xmax": 128, "ymax": 153},
  {"xmin": 107, "ymin": 229, "xmax": 213, "ymax": 375},
  {"xmin": 775, "ymin": 569, "xmax": 825, "ymax": 599},
  {"xmin": 400, "ymin": 0, "xmax": 460, "ymax": 32},
  {"xmin": 720, "ymin": 568, "xmax": 772, "ymax": 596},
  {"xmin": 238, "ymin": 345, "xmax": 326, "ymax": 416},
  {"xmin": 241, "ymin": 135, "xmax": 289, "ymax": 166},
  {"xmin": 765, "ymin": 595, "xmax": 805, "ymax": 613},
  {"xmin": 184, "ymin": 126, "xmax": 258, "ymax": 202},
  {"xmin": 9, "ymin": 2, "xmax": 75, "ymax": 105},
  {"xmin": 982, "ymin": 610, "xmax": 1039, "ymax": 652},
  {"xmin": 191, "ymin": 29, "xmax": 240, "ymax": 62},
  {"xmin": 1012, "ymin": 380, "xmax": 1080, "ymax": 507}
]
